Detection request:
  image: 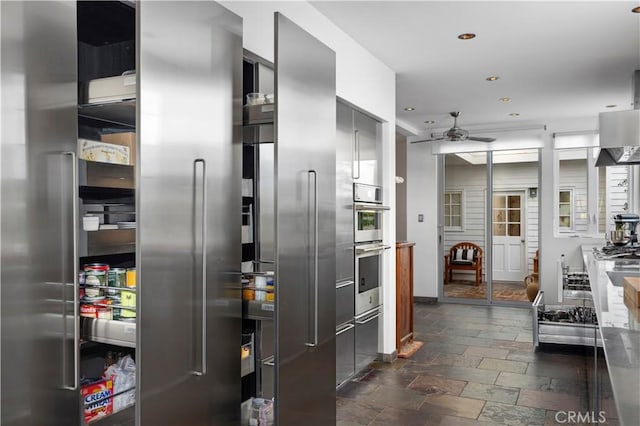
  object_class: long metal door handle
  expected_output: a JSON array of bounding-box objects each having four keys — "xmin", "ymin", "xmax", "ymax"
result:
[
  {"xmin": 193, "ymin": 158, "xmax": 207, "ymax": 376},
  {"xmin": 62, "ymin": 151, "xmax": 79, "ymax": 391},
  {"xmin": 355, "ymin": 312, "xmax": 382, "ymax": 325},
  {"xmin": 305, "ymin": 170, "xmax": 319, "ymax": 348},
  {"xmin": 353, "ymin": 130, "xmax": 361, "ymax": 179}
]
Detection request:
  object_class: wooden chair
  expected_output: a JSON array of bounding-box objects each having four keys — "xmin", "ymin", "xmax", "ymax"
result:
[{"xmin": 444, "ymin": 242, "xmax": 483, "ymax": 286}]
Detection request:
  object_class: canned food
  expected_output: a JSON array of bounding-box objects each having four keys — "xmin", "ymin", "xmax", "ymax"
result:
[
  {"xmin": 84, "ymin": 270, "xmax": 105, "ymax": 299},
  {"xmin": 78, "ymin": 271, "xmax": 86, "ymax": 286},
  {"xmin": 243, "ymin": 288, "xmax": 255, "ymax": 301},
  {"xmin": 96, "ymin": 307, "xmax": 112, "ymax": 320},
  {"xmin": 107, "ymin": 268, "xmax": 126, "ymax": 299},
  {"xmin": 112, "ymin": 307, "xmax": 121, "ymax": 321},
  {"xmin": 265, "ymin": 285, "xmax": 275, "ymax": 302},
  {"xmin": 120, "ymin": 290, "xmax": 136, "ymax": 319},
  {"xmin": 80, "ymin": 304, "xmax": 98, "ymax": 318},
  {"xmin": 83, "ymin": 263, "xmax": 109, "ymax": 272},
  {"xmin": 126, "ymin": 268, "xmax": 136, "ymax": 288}
]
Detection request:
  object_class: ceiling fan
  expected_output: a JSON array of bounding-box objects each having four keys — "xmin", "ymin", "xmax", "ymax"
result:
[{"xmin": 411, "ymin": 112, "xmax": 496, "ymax": 144}]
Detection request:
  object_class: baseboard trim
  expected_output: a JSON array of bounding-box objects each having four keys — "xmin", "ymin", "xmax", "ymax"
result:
[
  {"xmin": 414, "ymin": 296, "xmax": 437, "ymax": 304},
  {"xmin": 380, "ymin": 350, "xmax": 397, "ymax": 364}
]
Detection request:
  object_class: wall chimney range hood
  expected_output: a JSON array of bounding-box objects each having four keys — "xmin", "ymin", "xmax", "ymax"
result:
[{"xmin": 596, "ymin": 70, "xmax": 640, "ymax": 167}]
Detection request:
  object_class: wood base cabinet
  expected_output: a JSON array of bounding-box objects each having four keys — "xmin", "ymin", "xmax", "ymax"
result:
[{"xmin": 396, "ymin": 242, "xmax": 415, "ymax": 351}]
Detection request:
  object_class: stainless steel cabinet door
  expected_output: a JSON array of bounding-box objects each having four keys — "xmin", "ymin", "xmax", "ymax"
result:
[
  {"xmin": 353, "ymin": 110, "xmax": 381, "ymax": 186},
  {"xmin": 137, "ymin": 2, "xmax": 242, "ymax": 425},
  {"xmin": 1, "ymin": 2, "xmax": 80, "ymax": 425},
  {"xmin": 336, "ymin": 101, "xmax": 355, "ymax": 283},
  {"xmin": 275, "ymin": 13, "xmax": 337, "ymax": 425}
]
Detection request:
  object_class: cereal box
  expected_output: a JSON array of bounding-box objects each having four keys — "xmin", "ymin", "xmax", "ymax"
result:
[{"xmin": 82, "ymin": 379, "xmax": 113, "ymax": 423}]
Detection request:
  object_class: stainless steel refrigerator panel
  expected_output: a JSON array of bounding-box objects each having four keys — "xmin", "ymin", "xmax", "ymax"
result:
[
  {"xmin": 137, "ymin": 2, "xmax": 242, "ymax": 425},
  {"xmin": 258, "ymin": 143, "xmax": 275, "ymax": 266},
  {"xmin": 353, "ymin": 110, "xmax": 381, "ymax": 186},
  {"xmin": 336, "ymin": 101, "xmax": 355, "ymax": 283},
  {"xmin": 1, "ymin": 2, "xmax": 80, "ymax": 424},
  {"xmin": 336, "ymin": 280, "xmax": 355, "ymax": 325},
  {"xmin": 275, "ymin": 13, "xmax": 337, "ymax": 426},
  {"xmin": 336, "ymin": 322, "xmax": 356, "ymax": 387},
  {"xmin": 355, "ymin": 308, "xmax": 382, "ymax": 373}
]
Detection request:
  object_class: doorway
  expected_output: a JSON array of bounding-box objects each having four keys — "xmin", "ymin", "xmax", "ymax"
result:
[
  {"xmin": 492, "ymin": 191, "xmax": 527, "ymax": 282},
  {"xmin": 439, "ymin": 149, "xmax": 540, "ymax": 305}
]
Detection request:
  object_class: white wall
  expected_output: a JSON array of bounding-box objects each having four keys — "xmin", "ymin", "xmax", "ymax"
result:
[{"xmin": 220, "ymin": 1, "xmax": 398, "ymax": 355}]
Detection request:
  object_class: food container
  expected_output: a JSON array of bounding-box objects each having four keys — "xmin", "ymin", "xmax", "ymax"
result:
[
  {"xmin": 84, "ymin": 270, "xmax": 106, "ymax": 299},
  {"xmin": 78, "ymin": 138, "xmax": 130, "ymax": 165},
  {"xmin": 83, "ymin": 215, "xmax": 99, "ymax": 231},
  {"xmin": 82, "ymin": 379, "xmax": 114, "ymax": 423},
  {"xmin": 84, "ymin": 263, "xmax": 109, "ymax": 272},
  {"xmin": 120, "ymin": 290, "xmax": 136, "ymax": 319},
  {"xmin": 265, "ymin": 285, "xmax": 275, "ymax": 302},
  {"xmin": 245, "ymin": 92, "xmax": 264, "ymax": 106},
  {"xmin": 107, "ymin": 268, "xmax": 126, "ymax": 299},
  {"xmin": 126, "ymin": 268, "xmax": 136, "ymax": 288},
  {"xmin": 80, "ymin": 304, "xmax": 99, "ymax": 318}
]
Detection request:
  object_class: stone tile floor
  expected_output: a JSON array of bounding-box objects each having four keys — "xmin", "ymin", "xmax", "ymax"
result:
[{"xmin": 337, "ymin": 303, "xmax": 618, "ymax": 425}]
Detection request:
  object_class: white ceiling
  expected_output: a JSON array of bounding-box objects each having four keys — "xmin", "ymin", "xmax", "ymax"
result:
[{"xmin": 311, "ymin": 1, "xmax": 640, "ymax": 134}]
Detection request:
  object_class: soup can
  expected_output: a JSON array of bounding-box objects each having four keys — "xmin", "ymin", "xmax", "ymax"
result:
[
  {"xmin": 83, "ymin": 263, "xmax": 109, "ymax": 272},
  {"xmin": 80, "ymin": 304, "xmax": 98, "ymax": 318},
  {"xmin": 107, "ymin": 268, "xmax": 126, "ymax": 299},
  {"xmin": 84, "ymin": 270, "xmax": 105, "ymax": 299}
]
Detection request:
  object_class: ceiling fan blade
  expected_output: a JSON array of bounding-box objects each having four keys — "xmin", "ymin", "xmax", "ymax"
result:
[
  {"xmin": 468, "ymin": 136, "xmax": 496, "ymax": 142},
  {"xmin": 410, "ymin": 137, "xmax": 446, "ymax": 144}
]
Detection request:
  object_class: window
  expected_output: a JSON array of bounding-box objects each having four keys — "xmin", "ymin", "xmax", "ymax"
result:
[
  {"xmin": 444, "ymin": 190, "xmax": 463, "ymax": 231},
  {"xmin": 558, "ymin": 189, "xmax": 573, "ymax": 231}
]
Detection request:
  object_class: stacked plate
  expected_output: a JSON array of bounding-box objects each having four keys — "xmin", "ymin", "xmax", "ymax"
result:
[{"xmin": 117, "ymin": 221, "xmax": 136, "ymax": 229}]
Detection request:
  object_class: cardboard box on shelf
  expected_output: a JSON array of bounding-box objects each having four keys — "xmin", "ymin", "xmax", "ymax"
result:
[
  {"xmin": 78, "ymin": 139, "xmax": 130, "ymax": 166},
  {"xmin": 100, "ymin": 132, "xmax": 136, "ymax": 166},
  {"xmin": 101, "ymin": 132, "xmax": 136, "ymax": 166}
]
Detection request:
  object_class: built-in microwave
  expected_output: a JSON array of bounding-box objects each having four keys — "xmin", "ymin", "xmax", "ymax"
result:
[{"xmin": 353, "ymin": 183, "xmax": 389, "ymax": 244}]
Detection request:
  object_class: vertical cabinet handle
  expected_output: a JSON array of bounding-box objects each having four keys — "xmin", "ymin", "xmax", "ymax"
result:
[
  {"xmin": 305, "ymin": 170, "xmax": 319, "ymax": 348},
  {"xmin": 352, "ymin": 130, "xmax": 360, "ymax": 180},
  {"xmin": 62, "ymin": 151, "xmax": 79, "ymax": 391},
  {"xmin": 193, "ymin": 159, "xmax": 207, "ymax": 376}
]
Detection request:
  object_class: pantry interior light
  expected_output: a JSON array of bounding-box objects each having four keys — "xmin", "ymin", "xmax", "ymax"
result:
[{"xmin": 458, "ymin": 33, "xmax": 476, "ymax": 40}]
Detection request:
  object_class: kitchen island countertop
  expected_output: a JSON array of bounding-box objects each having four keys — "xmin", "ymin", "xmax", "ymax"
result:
[{"xmin": 581, "ymin": 245, "xmax": 640, "ymax": 425}]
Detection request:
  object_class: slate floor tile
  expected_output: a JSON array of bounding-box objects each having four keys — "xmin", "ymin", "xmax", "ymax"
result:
[
  {"xmin": 461, "ymin": 382, "xmax": 520, "ymax": 405},
  {"xmin": 463, "ymin": 346, "xmax": 510, "ymax": 360},
  {"xmin": 407, "ymin": 352, "xmax": 484, "ymax": 368},
  {"xmin": 525, "ymin": 361, "xmax": 586, "ymax": 380},
  {"xmin": 439, "ymin": 415, "xmax": 502, "ymax": 425},
  {"xmin": 363, "ymin": 385, "xmax": 426, "ymax": 410},
  {"xmin": 356, "ymin": 368, "xmax": 417, "ymax": 388},
  {"xmin": 419, "ymin": 393, "xmax": 486, "ymax": 419},
  {"xmin": 477, "ymin": 358, "xmax": 528, "ymax": 374},
  {"xmin": 477, "ymin": 330, "xmax": 519, "ymax": 341},
  {"xmin": 415, "ymin": 365, "xmax": 499, "ymax": 385},
  {"xmin": 478, "ymin": 401, "xmax": 546, "ymax": 426},
  {"xmin": 336, "ymin": 397, "xmax": 384, "ymax": 425},
  {"xmin": 369, "ymin": 407, "xmax": 443, "ymax": 426},
  {"xmin": 517, "ymin": 389, "xmax": 581, "ymax": 412},
  {"xmin": 337, "ymin": 381, "xmax": 380, "ymax": 399},
  {"xmin": 408, "ymin": 374, "xmax": 467, "ymax": 396},
  {"xmin": 495, "ymin": 372, "xmax": 551, "ymax": 390}
]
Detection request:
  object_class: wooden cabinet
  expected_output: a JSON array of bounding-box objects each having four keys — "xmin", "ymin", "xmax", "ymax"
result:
[{"xmin": 396, "ymin": 242, "xmax": 415, "ymax": 351}]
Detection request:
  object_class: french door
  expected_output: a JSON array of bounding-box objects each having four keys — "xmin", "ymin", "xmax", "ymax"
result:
[{"xmin": 492, "ymin": 192, "xmax": 527, "ymax": 282}]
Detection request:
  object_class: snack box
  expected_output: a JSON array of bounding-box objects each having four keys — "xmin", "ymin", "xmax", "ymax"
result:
[
  {"xmin": 82, "ymin": 379, "xmax": 113, "ymax": 423},
  {"xmin": 78, "ymin": 138, "xmax": 130, "ymax": 166},
  {"xmin": 101, "ymin": 132, "xmax": 136, "ymax": 166}
]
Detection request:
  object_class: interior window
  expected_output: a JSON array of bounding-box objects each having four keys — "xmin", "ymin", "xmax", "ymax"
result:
[
  {"xmin": 558, "ymin": 189, "xmax": 573, "ymax": 231},
  {"xmin": 444, "ymin": 190, "xmax": 463, "ymax": 231}
]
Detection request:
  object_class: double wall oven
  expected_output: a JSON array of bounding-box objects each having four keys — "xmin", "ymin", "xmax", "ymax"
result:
[{"xmin": 353, "ymin": 184, "xmax": 389, "ymax": 372}]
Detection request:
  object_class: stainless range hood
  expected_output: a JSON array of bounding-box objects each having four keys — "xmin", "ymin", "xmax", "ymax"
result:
[{"xmin": 596, "ymin": 70, "xmax": 640, "ymax": 167}]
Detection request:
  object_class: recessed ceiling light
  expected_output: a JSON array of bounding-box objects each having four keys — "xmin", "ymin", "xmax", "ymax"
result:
[
  {"xmin": 499, "ymin": 97, "xmax": 511, "ymax": 103},
  {"xmin": 486, "ymin": 76, "xmax": 500, "ymax": 82},
  {"xmin": 605, "ymin": 104, "xmax": 617, "ymax": 108},
  {"xmin": 404, "ymin": 107, "xmax": 415, "ymax": 111},
  {"xmin": 458, "ymin": 33, "xmax": 476, "ymax": 40},
  {"xmin": 509, "ymin": 113, "xmax": 520, "ymax": 117},
  {"xmin": 424, "ymin": 120, "xmax": 436, "ymax": 124},
  {"xmin": 632, "ymin": 6, "xmax": 640, "ymax": 13}
]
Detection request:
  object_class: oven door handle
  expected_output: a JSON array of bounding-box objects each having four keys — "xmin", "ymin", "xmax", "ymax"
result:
[
  {"xmin": 355, "ymin": 312, "xmax": 383, "ymax": 325},
  {"xmin": 356, "ymin": 245, "xmax": 391, "ymax": 255},
  {"xmin": 354, "ymin": 204, "xmax": 390, "ymax": 211},
  {"xmin": 354, "ymin": 307, "xmax": 382, "ymax": 321}
]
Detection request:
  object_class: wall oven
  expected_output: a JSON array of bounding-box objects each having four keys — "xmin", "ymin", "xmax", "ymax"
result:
[
  {"xmin": 354, "ymin": 183, "xmax": 389, "ymax": 244},
  {"xmin": 355, "ymin": 242, "xmax": 389, "ymax": 315}
]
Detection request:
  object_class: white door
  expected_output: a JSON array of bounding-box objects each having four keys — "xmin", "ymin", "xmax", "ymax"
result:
[{"xmin": 492, "ymin": 192, "xmax": 526, "ymax": 281}]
